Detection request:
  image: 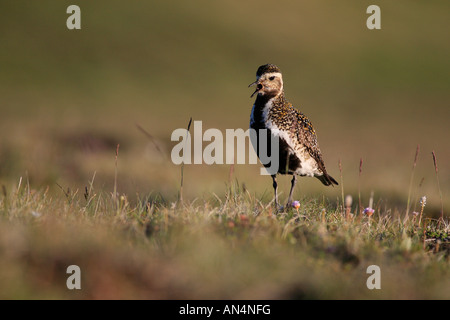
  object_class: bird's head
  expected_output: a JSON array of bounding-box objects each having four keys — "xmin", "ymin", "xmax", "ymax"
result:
[{"xmin": 249, "ymin": 64, "xmax": 284, "ymax": 99}]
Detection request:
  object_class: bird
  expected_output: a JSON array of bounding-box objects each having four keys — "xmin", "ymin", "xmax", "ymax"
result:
[{"xmin": 249, "ymin": 63, "xmax": 338, "ymax": 210}]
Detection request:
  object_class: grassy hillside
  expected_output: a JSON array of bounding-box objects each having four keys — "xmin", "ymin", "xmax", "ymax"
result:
[
  {"xmin": 0, "ymin": 181, "xmax": 448, "ymax": 299},
  {"xmin": 1, "ymin": 1, "xmax": 449, "ymax": 208},
  {"xmin": 0, "ymin": 1, "xmax": 449, "ymax": 299}
]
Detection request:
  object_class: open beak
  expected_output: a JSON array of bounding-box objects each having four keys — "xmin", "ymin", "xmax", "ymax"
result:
[{"xmin": 248, "ymin": 80, "xmax": 262, "ymax": 98}]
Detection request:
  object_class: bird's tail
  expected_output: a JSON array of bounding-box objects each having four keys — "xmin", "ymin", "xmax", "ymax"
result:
[{"xmin": 317, "ymin": 173, "xmax": 339, "ymax": 186}]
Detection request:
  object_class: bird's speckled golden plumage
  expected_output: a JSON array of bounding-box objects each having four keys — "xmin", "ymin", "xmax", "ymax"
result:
[{"xmin": 249, "ymin": 64, "xmax": 337, "ymax": 209}]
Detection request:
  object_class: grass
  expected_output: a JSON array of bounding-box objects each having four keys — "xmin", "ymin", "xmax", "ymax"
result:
[
  {"xmin": 0, "ymin": 1, "xmax": 449, "ymax": 214},
  {"xmin": 0, "ymin": 0, "xmax": 449, "ymax": 299},
  {"xmin": 0, "ymin": 174, "xmax": 448, "ymax": 299}
]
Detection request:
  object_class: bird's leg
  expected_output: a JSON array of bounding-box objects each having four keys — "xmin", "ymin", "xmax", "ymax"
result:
[
  {"xmin": 286, "ymin": 174, "xmax": 297, "ymax": 208},
  {"xmin": 271, "ymin": 174, "xmax": 280, "ymax": 211}
]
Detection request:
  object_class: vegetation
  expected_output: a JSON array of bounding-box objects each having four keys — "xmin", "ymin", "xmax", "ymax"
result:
[
  {"xmin": 0, "ymin": 1, "xmax": 449, "ymax": 299},
  {"xmin": 0, "ymin": 174, "xmax": 448, "ymax": 299}
]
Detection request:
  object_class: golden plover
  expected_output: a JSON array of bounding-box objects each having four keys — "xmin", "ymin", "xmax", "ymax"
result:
[{"xmin": 249, "ymin": 64, "xmax": 338, "ymax": 209}]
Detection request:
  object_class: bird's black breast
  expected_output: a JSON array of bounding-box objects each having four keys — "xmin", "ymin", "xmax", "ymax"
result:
[{"xmin": 250, "ymin": 102, "xmax": 302, "ymax": 175}]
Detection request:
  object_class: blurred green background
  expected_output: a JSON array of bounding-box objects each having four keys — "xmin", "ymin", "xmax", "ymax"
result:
[{"xmin": 1, "ymin": 1, "xmax": 449, "ymax": 214}]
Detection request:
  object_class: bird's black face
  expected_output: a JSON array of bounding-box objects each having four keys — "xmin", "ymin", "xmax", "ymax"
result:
[{"xmin": 249, "ymin": 72, "xmax": 284, "ymax": 99}]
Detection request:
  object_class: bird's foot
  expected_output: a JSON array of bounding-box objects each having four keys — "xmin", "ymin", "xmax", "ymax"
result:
[{"xmin": 274, "ymin": 203, "xmax": 284, "ymax": 214}]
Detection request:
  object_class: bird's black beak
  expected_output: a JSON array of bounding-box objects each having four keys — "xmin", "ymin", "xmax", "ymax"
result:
[{"xmin": 249, "ymin": 80, "xmax": 262, "ymax": 98}]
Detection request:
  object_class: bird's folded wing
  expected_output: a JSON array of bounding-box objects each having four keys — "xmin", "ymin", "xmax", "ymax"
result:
[{"xmin": 292, "ymin": 110, "xmax": 327, "ymax": 174}]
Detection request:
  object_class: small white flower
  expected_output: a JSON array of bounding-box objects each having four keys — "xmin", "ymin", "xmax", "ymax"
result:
[
  {"xmin": 420, "ymin": 196, "xmax": 427, "ymax": 207},
  {"xmin": 31, "ymin": 211, "xmax": 41, "ymax": 218},
  {"xmin": 345, "ymin": 195, "xmax": 352, "ymax": 208}
]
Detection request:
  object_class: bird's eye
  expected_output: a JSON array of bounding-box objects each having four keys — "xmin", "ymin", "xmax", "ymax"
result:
[{"xmin": 269, "ymin": 76, "xmax": 275, "ymax": 81}]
